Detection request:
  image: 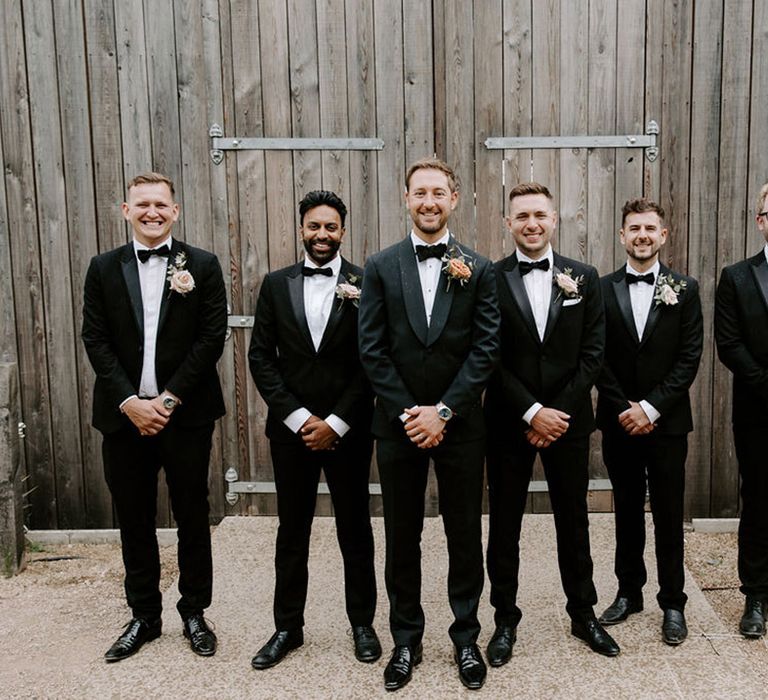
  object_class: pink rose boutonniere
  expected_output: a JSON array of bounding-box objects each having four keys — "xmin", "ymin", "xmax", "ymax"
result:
[
  {"xmin": 554, "ymin": 267, "xmax": 583, "ymax": 301},
  {"xmin": 335, "ymin": 273, "xmax": 361, "ymax": 307},
  {"xmin": 441, "ymin": 246, "xmax": 474, "ymax": 291},
  {"xmin": 654, "ymin": 273, "xmax": 686, "ymax": 307},
  {"xmin": 166, "ymin": 251, "xmax": 195, "ymax": 296}
]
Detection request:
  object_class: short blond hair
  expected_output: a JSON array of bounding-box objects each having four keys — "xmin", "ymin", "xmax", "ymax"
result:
[
  {"xmin": 127, "ymin": 172, "xmax": 175, "ymax": 197},
  {"xmin": 405, "ymin": 158, "xmax": 458, "ymax": 192}
]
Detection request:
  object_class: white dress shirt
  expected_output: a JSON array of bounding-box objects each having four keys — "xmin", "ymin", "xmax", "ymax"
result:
[
  {"xmin": 283, "ymin": 255, "xmax": 350, "ymax": 438},
  {"xmin": 411, "ymin": 230, "xmax": 450, "ymax": 326},
  {"xmin": 518, "ymin": 246, "xmax": 554, "ymax": 424},
  {"xmin": 625, "ymin": 259, "xmax": 661, "ymax": 423}
]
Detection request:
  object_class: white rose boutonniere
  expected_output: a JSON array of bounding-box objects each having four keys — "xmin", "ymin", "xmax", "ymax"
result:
[
  {"xmin": 554, "ymin": 267, "xmax": 583, "ymax": 300},
  {"xmin": 654, "ymin": 273, "xmax": 686, "ymax": 307},
  {"xmin": 441, "ymin": 246, "xmax": 474, "ymax": 291},
  {"xmin": 166, "ymin": 251, "xmax": 195, "ymax": 296},
  {"xmin": 335, "ymin": 273, "xmax": 361, "ymax": 307}
]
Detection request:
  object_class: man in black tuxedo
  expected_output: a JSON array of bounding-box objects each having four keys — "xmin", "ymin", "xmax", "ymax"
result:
[
  {"xmin": 82, "ymin": 172, "xmax": 227, "ymax": 661},
  {"xmin": 248, "ymin": 190, "xmax": 379, "ymax": 670},
  {"xmin": 484, "ymin": 182, "xmax": 618, "ymax": 663},
  {"xmin": 358, "ymin": 158, "xmax": 499, "ymax": 691},
  {"xmin": 715, "ymin": 181, "xmax": 768, "ymax": 639},
  {"xmin": 596, "ymin": 198, "xmax": 702, "ymax": 645}
]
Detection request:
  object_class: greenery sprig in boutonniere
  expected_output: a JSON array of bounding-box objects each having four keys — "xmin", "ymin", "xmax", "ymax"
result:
[
  {"xmin": 553, "ymin": 266, "xmax": 583, "ymax": 301},
  {"xmin": 654, "ymin": 273, "xmax": 686, "ymax": 307},
  {"xmin": 335, "ymin": 273, "xmax": 361, "ymax": 308},
  {"xmin": 441, "ymin": 245, "xmax": 473, "ymax": 291},
  {"xmin": 166, "ymin": 251, "xmax": 195, "ymax": 297}
]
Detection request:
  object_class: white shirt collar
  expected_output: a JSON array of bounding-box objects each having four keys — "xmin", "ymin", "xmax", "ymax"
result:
[
  {"xmin": 516, "ymin": 244, "xmax": 553, "ymax": 266},
  {"xmin": 133, "ymin": 235, "xmax": 173, "ymax": 253},
  {"xmin": 303, "ymin": 253, "xmax": 342, "ymax": 276},
  {"xmin": 625, "ymin": 259, "xmax": 660, "ymax": 277},
  {"xmin": 410, "ymin": 230, "xmax": 450, "ymax": 250}
]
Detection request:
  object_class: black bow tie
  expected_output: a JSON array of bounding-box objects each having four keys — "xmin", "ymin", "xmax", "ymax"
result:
[
  {"xmin": 302, "ymin": 266, "xmax": 334, "ymax": 277},
  {"xmin": 136, "ymin": 245, "xmax": 170, "ymax": 263},
  {"xmin": 415, "ymin": 243, "xmax": 447, "ymax": 262},
  {"xmin": 518, "ymin": 258, "xmax": 550, "ymax": 275},
  {"xmin": 626, "ymin": 271, "xmax": 655, "ymax": 285}
]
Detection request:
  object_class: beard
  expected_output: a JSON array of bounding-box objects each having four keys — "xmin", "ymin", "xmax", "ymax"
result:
[{"xmin": 303, "ymin": 237, "xmax": 341, "ymax": 266}]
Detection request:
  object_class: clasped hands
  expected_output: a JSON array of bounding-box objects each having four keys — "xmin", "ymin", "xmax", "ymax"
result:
[
  {"xmin": 618, "ymin": 401, "xmax": 656, "ymax": 436},
  {"xmin": 300, "ymin": 415, "xmax": 340, "ymax": 451},
  {"xmin": 123, "ymin": 396, "xmax": 173, "ymax": 436},
  {"xmin": 526, "ymin": 407, "xmax": 570, "ymax": 448},
  {"xmin": 405, "ymin": 405, "xmax": 446, "ymax": 449}
]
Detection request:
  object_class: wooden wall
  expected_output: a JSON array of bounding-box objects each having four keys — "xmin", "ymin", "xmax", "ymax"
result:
[{"xmin": 0, "ymin": 0, "xmax": 765, "ymax": 528}]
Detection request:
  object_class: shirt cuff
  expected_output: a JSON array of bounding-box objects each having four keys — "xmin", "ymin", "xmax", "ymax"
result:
[
  {"xmin": 639, "ymin": 400, "xmax": 660, "ymax": 424},
  {"xmin": 522, "ymin": 402, "xmax": 544, "ymax": 425},
  {"xmin": 284, "ymin": 408, "xmax": 312, "ymax": 434},
  {"xmin": 325, "ymin": 414, "xmax": 350, "ymax": 438},
  {"xmin": 119, "ymin": 395, "xmax": 138, "ymax": 412},
  {"xmin": 400, "ymin": 405, "xmax": 419, "ymax": 423}
]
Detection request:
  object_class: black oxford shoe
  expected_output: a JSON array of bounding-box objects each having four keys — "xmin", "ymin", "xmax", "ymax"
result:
[
  {"xmin": 104, "ymin": 617, "xmax": 162, "ymax": 663},
  {"xmin": 598, "ymin": 595, "xmax": 644, "ymax": 626},
  {"xmin": 383, "ymin": 644, "xmax": 422, "ymax": 691},
  {"xmin": 352, "ymin": 625, "xmax": 382, "ymax": 662},
  {"xmin": 454, "ymin": 644, "xmax": 487, "ymax": 690},
  {"xmin": 251, "ymin": 629, "xmax": 304, "ymax": 669},
  {"xmin": 571, "ymin": 618, "xmax": 621, "ymax": 657},
  {"xmin": 661, "ymin": 609, "xmax": 688, "ymax": 646},
  {"xmin": 739, "ymin": 597, "xmax": 767, "ymax": 639},
  {"xmin": 486, "ymin": 624, "xmax": 517, "ymax": 667},
  {"xmin": 183, "ymin": 614, "xmax": 217, "ymax": 656}
]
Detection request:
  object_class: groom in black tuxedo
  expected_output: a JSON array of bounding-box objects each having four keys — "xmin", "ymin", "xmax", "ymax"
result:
[
  {"xmin": 248, "ymin": 190, "xmax": 379, "ymax": 670},
  {"xmin": 715, "ymin": 181, "xmax": 768, "ymax": 639},
  {"xmin": 484, "ymin": 182, "xmax": 618, "ymax": 663},
  {"xmin": 82, "ymin": 172, "xmax": 227, "ymax": 661},
  {"xmin": 358, "ymin": 158, "xmax": 499, "ymax": 691},
  {"xmin": 596, "ymin": 198, "xmax": 702, "ymax": 646}
]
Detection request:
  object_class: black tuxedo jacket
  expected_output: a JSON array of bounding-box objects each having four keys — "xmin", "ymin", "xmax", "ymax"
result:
[
  {"xmin": 82, "ymin": 239, "xmax": 228, "ymax": 434},
  {"xmin": 249, "ymin": 258, "xmax": 373, "ymax": 444},
  {"xmin": 358, "ymin": 236, "xmax": 500, "ymax": 443},
  {"xmin": 715, "ymin": 251, "xmax": 768, "ymax": 427},
  {"xmin": 484, "ymin": 251, "xmax": 604, "ymax": 439},
  {"xmin": 596, "ymin": 265, "xmax": 702, "ymax": 435}
]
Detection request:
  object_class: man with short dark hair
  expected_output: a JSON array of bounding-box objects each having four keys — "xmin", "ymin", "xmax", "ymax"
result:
[
  {"xmin": 484, "ymin": 182, "xmax": 618, "ymax": 663},
  {"xmin": 82, "ymin": 172, "xmax": 227, "ymax": 662},
  {"xmin": 359, "ymin": 158, "xmax": 499, "ymax": 691},
  {"xmin": 715, "ymin": 181, "xmax": 768, "ymax": 639},
  {"xmin": 249, "ymin": 190, "xmax": 380, "ymax": 669},
  {"xmin": 596, "ymin": 198, "xmax": 702, "ymax": 646}
]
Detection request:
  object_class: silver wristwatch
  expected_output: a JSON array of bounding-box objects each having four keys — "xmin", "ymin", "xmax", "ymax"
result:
[
  {"xmin": 436, "ymin": 401, "xmax": 453, "ymax": 421},
  {"xmin": 162, "ymin": 394, "xmax": 179, "ymax": 411}
]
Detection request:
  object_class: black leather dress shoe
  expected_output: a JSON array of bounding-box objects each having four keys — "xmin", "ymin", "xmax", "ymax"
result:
[
  {"xmin": 183, "ymin": 614, "xmax": 217, "ymax": 656},
  {"xmin": 571, "ymin": 618, "xmax": 620, "ymax": 657},
  {"xmin": 251, "ymin": 629, "xmax": 304, "ymax": 669},
  {"xmin": 454, "ymin": 644, "xmax": 487, "ymax": 690},
  {"xmin": 352, "ymin": 625, "xmax": 382, "ymax": 662},
  {"xmin": 104, "ymin": 617, "xmax": 162, "ymax": 663},
  {"xmin": 383, "ymin": 644, "xmax": 422, "ymax": 691},
  {"xmin": 661, "ymin": 609, "xmax": 688, "ymax": 646},
  {"xmin": 598, "ymin": 595, "xmax": 644, "ymax": 626},
  {"xmin": 739, "ymin": 597, "xmax": 767, "ymax": 639},
  {"xmin": 486, "ymin": 624, "xmax": 517, "ymax": 667}
]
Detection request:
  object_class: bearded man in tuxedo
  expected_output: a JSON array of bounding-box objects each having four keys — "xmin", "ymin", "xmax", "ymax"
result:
[
  {"xmin": 82, "ymin": 172, "xmax": 227, "ymax": 662},
  {"xmin": 358, "ymin": 158, "xmax": 499, "ymax": 691}
]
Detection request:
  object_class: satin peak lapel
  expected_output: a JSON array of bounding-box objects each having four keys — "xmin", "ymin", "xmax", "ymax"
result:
[
  {"xmin": 399, "ymin": 239, "xmax": 429, "ymax": 344},
  {"xmin": 612, "ymin": 272, "xmax": 640, "ymax": 344},
  {"xmin": 287, "ymin": 265, "xmax": 315, "ymax": 351},
  {"xmin": 157, "ymin": 239, "xmax": 184, "ymax": 335},
  {"xmin": 640, "ymin": 265, "xmax": 670, "ymax": 348},
  {"xmin": 542, "ymin": 261, "xmax": 565, "ymax": 345},
  {"xmin": 504, "ymin": 257, "xmax": 540, "ymax": 345},
  {"xmin": 121, "ymin": 244, "xmax": 144, "ymax": 336},
  {"xmin": 426, "ymin": 238, "xmax": 458, "ymax": 346},
  {"xmin": 317, "ymin": 263, "xmax": 354, "ymax": 352},
  {"xmin": 750, "ymin": 256, "xmax": 768, "ymax": 314}
]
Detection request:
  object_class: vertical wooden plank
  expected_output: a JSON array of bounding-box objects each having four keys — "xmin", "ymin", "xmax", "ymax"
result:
[
  {"xmin": 114, "ymin": 0, "xmax": 152, "ymax": 180},
  {"xmin": 54, "ymin": 0, "xmax": 111, "ymax": 526},
  {"xmin": 712, "ymin": 0, "xmax": 753, "ymax": 517},
  {"xmin": 474, "ymin": 1, "xmax": 504, "ymax": 260},
  {"xmin": 403, "ymin": 2, "xmax": 434, "ymax": 167},
  {"xmin": 443, "ymin": 0, "xmax": 474, "ymax": 244},
  {"xmin": 557, "ymin": 0, "xmax": 588, "ymax": 263},
  {"xmin": 433, "ymin": 0, "xmax": 447, "ymax": 161},
  {"xmin": 0, "ymin": 1, "xmax": 56, "ymax": 527},
  {"xmin": 687, "ymin": 0, "xmax": 723, "ymax": 519},
  {"xmin": 374, "ymin": 0, "xmax": 406, "ymax": 249},
  {"xmin": 585, "ymin": 0, "xmax": 616, "ymax": 276},
  {"xmin": 316, "ymin": 0, "xmax": 350, "ymax": 202},
  {"xmin": 748, "ymin": 1, "xmax": 768, "ymax": 217},
  {"xmin": 643, "ymin": 0, "xmax": 664, "ymax": 202},
  {"xmin": 215, "ymin": 0, "xmax": 250, "ymax": 516},
  {"xmin": 345, "ymin": 0, "xmax": 379, "ymax": 265},
  {"xmin": 530, "ymin": 0, "xmax": 559, "ymax": 194}
]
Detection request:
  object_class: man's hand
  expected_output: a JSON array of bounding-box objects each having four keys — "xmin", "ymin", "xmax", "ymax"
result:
[
  {"xmin": 123, "ymin": 397, "xmax": 171, "ymax": 436},
  {"xmin": 404, "ymin": 405, "xmax": 446, "ymax": 449},
  {"xmin": 530, "ymin": 407, "xmax": 570, "ymax": 445},
  {"xmin": 301, "ymin": 415, "xmax": 339, "ymax": 451},
  {"xmin": 618, "ymin": 401, "xmax": 656, "ymax": 436},
  {"xmin": 525, "ymin": 428, "xmax": 553, "ymax": 449}
]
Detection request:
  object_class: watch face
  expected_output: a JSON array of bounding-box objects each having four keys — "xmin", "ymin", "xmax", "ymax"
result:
[
  {"xmin": 438, "ymin": 407, "xmax": 452, "ymax": 420},
  {"xmin": 163, "ymin": 397, "xmax": 176, "ymax": 409}
]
